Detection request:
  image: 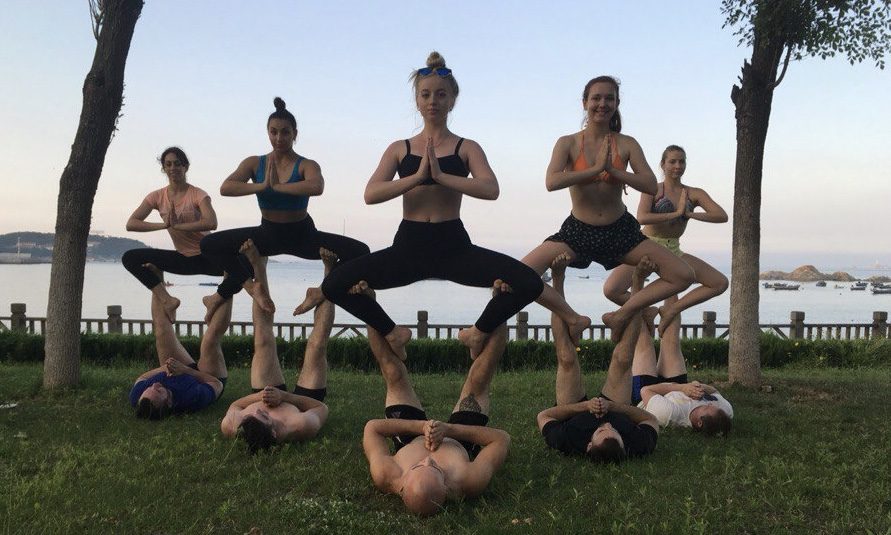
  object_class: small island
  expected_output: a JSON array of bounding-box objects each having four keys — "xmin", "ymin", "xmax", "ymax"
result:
[
  {"xmin": 0, "ymin": 232, "xmax": 148, "ymax": 264},
  {"xmin": 759, "ymin": 264, "xmax": 890, "ymax": 283}
]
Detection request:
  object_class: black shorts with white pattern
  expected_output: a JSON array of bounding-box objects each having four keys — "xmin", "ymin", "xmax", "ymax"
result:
[{"xmin": 545, "ymin": 210, "xmax": 648, "ymax": 270}]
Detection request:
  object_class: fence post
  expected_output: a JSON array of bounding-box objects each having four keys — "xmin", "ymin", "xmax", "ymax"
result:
[
  {"xmin": 702, "ymin": 311, "xmax": 716, "ymax": 338},
  {"xmin": 107, "ymin": 305, "xmax": 123, "ymax": 334},
  {"xmin": 872, "ymin": 311, "xmax": 888, "ymax": 339},
  {"xmin": 417, "ymin": 310, "xmax": 428, "ymax": 339},
  {"xmin": 11, "ymin": 303, "xmax": 26, "ymax": 332},
  {"xmin": 516, "ymin": 311, "xmax": 529, "ymax": 340},
  {"xmin": 789, "ymin": 311, "xmax": 805, "ymax": 339}
]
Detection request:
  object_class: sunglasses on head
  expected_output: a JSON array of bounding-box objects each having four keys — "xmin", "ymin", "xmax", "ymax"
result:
[{"xmin": 417, "ymin": 67, "xmax": 452, "ymax": 77}]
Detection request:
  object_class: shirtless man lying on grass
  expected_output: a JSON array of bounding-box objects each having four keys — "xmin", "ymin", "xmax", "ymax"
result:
[
  {"xmin": 220, "ymin": 241, "xmax": 334, "ymax": 453},
  {"xmin": 362, "ymin": 284, "xmax": 511, "ymax": 516},
  {"xmin": 537, "ymin": 256, "xmax": 659, "ymax": 462}
]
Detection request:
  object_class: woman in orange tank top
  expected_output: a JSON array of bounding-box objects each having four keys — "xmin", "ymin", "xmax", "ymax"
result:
[{"xmin": 520, "ymin": 76, "xmax": 695, "ymax": 345}]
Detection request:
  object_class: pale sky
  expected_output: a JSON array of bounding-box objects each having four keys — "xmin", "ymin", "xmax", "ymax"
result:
[{"xmin": 1, "ymin": 1, "xmax": 889, "ymax": 271}]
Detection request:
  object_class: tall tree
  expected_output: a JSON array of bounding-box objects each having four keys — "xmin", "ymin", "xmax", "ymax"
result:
[
  {"xmin": 722, "ymin": 0, "xmax": 890, "ymax": 386},
  {"xmin": 43, "ymin": 0, "xmax": 144, "ymax": 388}
]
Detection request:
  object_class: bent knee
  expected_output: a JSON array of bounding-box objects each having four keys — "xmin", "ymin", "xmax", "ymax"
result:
[
  {"xmin": 713, "ymin": 274, "xmax": 729, "ymax": 294},
  {"xmin": 670, "ymin": 263, "xmax": 696, "ymax": 288}
]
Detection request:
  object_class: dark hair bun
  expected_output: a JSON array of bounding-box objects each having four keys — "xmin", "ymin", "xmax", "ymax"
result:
[{"xmin": 273, "ymin": 97, "xmax": 287, "ymax": 111}]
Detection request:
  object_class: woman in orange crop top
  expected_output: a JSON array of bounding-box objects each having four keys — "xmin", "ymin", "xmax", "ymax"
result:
[
  {"xmin": 603, "ymin": 145, "xmax": 728, "ymax": 337},
  {"xmin": 520, "ymin": 76, "xmax": 695, "ymax": 344},
  {"xmin": 199, "ymin": 97, "xmax": 369, "ymax": 323},
  {"xmin": 123, "ymin": 146, "xmax": 223, "ymax": 323}
]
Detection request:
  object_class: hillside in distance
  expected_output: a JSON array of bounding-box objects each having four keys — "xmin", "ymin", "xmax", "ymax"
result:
[{"xmin": 0, "ymin": 232, "xmax": 148, "ymax": 263}]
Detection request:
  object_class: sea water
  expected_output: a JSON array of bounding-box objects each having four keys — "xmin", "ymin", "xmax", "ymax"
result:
[{"xmin": 0, "ymin": 262, "xmax": 888, "ymax": 327}]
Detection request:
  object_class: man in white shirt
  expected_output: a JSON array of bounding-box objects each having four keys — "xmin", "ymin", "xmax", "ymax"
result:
[
  {"xmin": 635, "ymin": 294, "xmax": 733, "ymax": 436},
  {"xmin": 640, "ymin": 382, "xmax": 733, "ymax": 435}
]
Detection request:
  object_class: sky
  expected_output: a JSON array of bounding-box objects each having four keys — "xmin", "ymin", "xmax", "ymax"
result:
[{"xmin": 0, "ymin": 1, "xmax": 889, "ymax": 272}]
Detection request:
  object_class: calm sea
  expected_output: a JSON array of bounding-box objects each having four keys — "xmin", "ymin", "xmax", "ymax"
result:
[{"xmin": 1, "ymin": 262, "xmax": 889, "ymax": 327}]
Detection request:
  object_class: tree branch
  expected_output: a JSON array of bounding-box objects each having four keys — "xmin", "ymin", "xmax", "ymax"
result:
[
  {"xmin": 89, "ymin": 0, "xmax": 104, "ymax": 40},
  {"xmin": 770, "ymin": 45, "xmax": 792, "ymax": 90}
]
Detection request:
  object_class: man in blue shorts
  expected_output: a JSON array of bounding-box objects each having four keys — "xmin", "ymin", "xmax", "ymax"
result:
[{"xmin": 537, "ymin": 256, "xmax": 659, "ymax": 462}]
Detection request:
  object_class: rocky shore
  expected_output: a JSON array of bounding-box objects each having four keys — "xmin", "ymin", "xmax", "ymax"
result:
[{"xmin": 759, "ymin": 264, "xmax": 891, "ymax": 282}]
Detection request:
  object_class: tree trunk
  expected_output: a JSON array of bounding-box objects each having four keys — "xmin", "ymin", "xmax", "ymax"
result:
[
  {"xmin": 727, "ymin": 27, "xmax": 785, "ymax": 387},
  {"xmin": 43, "ymin": 0, "xmax": 143, "ymax": 389}
]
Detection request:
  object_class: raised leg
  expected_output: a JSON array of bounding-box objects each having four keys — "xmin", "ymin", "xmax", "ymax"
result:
[
  {"xmin": 550, "ymin": 253, "xmax": 586, "ymax": 405},
  {"xmin": 150, "ymin": 292, "xmax": 194, "ymax": 367},
  {"xmin": 600, "ymin": 257, "xmax": 655, "ymax": 404},
  {"xmin": 521, "ymin": 240, "xmax": 592, "ymax": 347},
  {"xmin": 197, "ymin": 298, "xmax": 232, "ymax": 380},
  {"xmin": 656, "ymin": 295, "xmax": 688, "ymax": 379},
  {"xmin": 294, "ymin": 249, "xmax": 338, "ymax": 391},
  {"xmin": 241, "ymin": 240, "xmax": 286, "ymax": 389},
  {"xmin": 657, "ymin": 254, "xmax": 728, "ymax": 337},
  {"xmin": 602, "ymin": 240, "xmax": 694, "ymax": 343}
]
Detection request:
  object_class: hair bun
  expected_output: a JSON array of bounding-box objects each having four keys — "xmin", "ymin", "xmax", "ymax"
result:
[
  {"xmin": 426, "ymin": 51, "xmax": 446, "ymax": 69},
  {"xmin": 273, "ymin": 97, "xmax": 287, "ymax": 111}
]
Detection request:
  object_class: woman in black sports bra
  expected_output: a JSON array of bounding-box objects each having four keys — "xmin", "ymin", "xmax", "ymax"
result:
[{"xmin": 311, "ymin": 51, "xmax": 589, "ymax": 360}]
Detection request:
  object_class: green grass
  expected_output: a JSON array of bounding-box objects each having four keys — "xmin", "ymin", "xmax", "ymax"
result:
[{"xmin": 2, "ymin": 364, "xmax": 891, "ymax": 534}]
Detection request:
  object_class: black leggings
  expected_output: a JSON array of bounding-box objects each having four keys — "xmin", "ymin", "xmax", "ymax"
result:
[
  {"xmin": 122, "ymin": 248, "xmax": 223, "ymax": 290},
  {"xmin": 321, "ymin": 219, "xmax": 543, "ymax": 335},
  {"xmin": 200, "ymin": 216, "xmax": 370, "ymax": 299}
]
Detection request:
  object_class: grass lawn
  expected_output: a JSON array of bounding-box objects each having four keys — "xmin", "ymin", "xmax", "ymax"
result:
[{"xmin": 1, "ymin": 363, "xmax": 890, "ymax": 534}]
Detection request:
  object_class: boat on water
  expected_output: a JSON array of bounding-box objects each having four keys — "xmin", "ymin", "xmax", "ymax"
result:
[
  {"xmin": 773, "ymin": 283, "xmax": 800, "ymax": 291},
  {"xmin": 578, "ymin": 275, "xmax": 590, "ymax": 279},
  {"xmin": 199, "ymin": 282, "xmax": 217, "ymax": 287},
  {"xmin": 816, "ymin": 281, "xmax": 827, "ymax": 287},
  {"xmin": 762, "ymin": 282, "xmax": 775, "ymax": 289},
  {"xmin": 851, "ymin": 286, "xmax": 866, "ymax": 291},
  {"xmin": 872, "ymin": 288, "xmax": 891, "ymax": 295}
]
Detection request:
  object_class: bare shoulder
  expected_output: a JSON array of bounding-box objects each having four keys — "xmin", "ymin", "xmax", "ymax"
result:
[
  {"xmin": 456, "ymin": 137, "xmax": 486, "ymax": 157},
  {"xmin": 614, "ymin": 132, "xmax": 640, "ymax": 149},
  {"xmin": 298, "ymin": 156, "xmax": 321, "ymax": 173}
]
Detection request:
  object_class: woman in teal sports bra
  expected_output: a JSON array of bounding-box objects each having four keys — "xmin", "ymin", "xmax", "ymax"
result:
[
  {"xmin": 603, "ymin": 145, "xmax": 728, "ymax": 336},
  {"xmin": 199, "ymin": 97, "xmax": 370, "ymax": 323}
]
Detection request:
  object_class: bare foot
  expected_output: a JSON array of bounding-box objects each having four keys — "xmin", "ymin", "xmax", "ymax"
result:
[
  {"xmin": 293, "ymin": 287, "xmax": 325, "ymax": 315},
  {"xmin": 349, "ymin": 280, "xmax": 369, "ymax": 295},
  {"xmin": 643, "ymin": 306, "xmax": 659, "ymax": 335},
  {"xmin": 550, "ymin": 252, "xmax": 572, "ymax": 281},
  {"xmin": 319, "ymin": 248, "xmax": 338, "ymax": 273},
  {"xmin": 458, "ymin": 326, "xmax": 488, "ymax": 360},
  {"xmin": 143, "ymin": 262, "xmax": 163, "ymax": 280},
  {"xmin": 161, "ymin": 296, "xmax": 180, "ymax": 323},
  {"xmin": 632, "ymin": 255, "xmax": 658, "ymax": 291},
  {"xmin": 602, "ymin": 311, "xmax": 631, "ymax": 344},
  {"xmin": 492, "ymin": 279, "xmax": 513, "ymax": 296},
  {"xmin": 239, "ymin": 239, "xmax": 261, "ymax": 264},
  {"xmin": 386, "ymin": 326, "xmax": 412, "ymax": 361},
  {"xmin": 243, "ymin": 279, "xmax": 276, "ymax": 314},
  {"xmin": 567, "ymin": 315, "xmax": 592, "ymax": 346},
  {"xmin": 657, "ymin": 305, "xmax": 679, "ymax": 338},
  {"xmin": 203, "ymin": 293, "xmax": 226, "ymax": 324}
]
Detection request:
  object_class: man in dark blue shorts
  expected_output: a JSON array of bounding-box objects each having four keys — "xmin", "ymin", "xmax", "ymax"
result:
[
  {"xmin": 130, "ymin": 288, "xmax": 230, "ymax": 419},
  {"xmin": 537, "ymin": 257, "xmax": 659, "ymax": 462}
]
